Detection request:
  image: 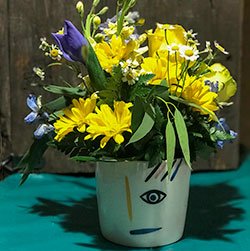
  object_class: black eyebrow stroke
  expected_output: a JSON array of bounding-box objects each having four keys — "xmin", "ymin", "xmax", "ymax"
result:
[{"xmin": 144, "ymin": 162, "xmax": 162, "ymax": 182}]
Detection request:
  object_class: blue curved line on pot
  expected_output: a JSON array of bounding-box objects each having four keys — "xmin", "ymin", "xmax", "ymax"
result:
[
  {"xmin": 130, "ymin": 227, "xmax": 162, "ymax": 235},
  {"xmin": 170, "ymin": 158, "xmax": 183, "ymax": 181},
  {"xmin": 160, "ymin": 159, "xmax": 178, "ymax": 181},
  {"xmin": 160, "ymin": 159, "xmax": 183, "ymax": 182}
]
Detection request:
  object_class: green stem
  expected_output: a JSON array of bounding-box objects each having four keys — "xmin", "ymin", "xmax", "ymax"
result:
[{"xmin": 156, "ymin": 96, "xmax": 176, "ymax": 117}]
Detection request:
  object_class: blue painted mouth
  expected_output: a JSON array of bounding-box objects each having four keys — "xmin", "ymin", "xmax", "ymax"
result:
[{"xmin": 130, "ymin": 227, "xmax": 162, "ymax": 235}]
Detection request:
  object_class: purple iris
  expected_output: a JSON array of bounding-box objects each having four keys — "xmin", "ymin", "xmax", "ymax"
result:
[{"xmin": 52, "ymin": 20, "xmax": 87, "ymax": 63}]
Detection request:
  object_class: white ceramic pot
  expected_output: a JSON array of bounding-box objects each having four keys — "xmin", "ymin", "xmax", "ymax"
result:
[{"xmin": 95, "ymin": 159, "xmax": 191, "ymax": 248}]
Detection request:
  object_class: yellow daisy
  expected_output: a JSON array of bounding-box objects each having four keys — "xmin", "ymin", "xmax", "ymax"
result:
[
  {"xmin": 181, "ymin": 79, "xmax": 219, "ymax": 119},
  {"xmin": 85, "ymin": 101, "xmax": 132, "ymax": 148},
  {"xmin": 54, "ymin": 96, "xmax": 96, "ymax": 142},
  {"xmin": 94, "ymin": 35, "xmax": 137, "ymax": 73}
]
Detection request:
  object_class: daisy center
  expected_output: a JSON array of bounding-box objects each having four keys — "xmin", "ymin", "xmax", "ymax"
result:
[
  {"xmin": 172, "ymin": 45, "xmax": 179, "ymax": 51},
  {"xmin": 185, "ymin": 49, "xmax": 194, "ymax": 57},
  {"xmin": 50, "ymin": 49, "xmax": 59, "ymax": 57}
]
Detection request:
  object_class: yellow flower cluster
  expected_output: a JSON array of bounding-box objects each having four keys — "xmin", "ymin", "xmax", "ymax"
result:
[
  {"xmin": 54, "ymin": 97, "xmax": 132, "ymax": 149},
  {"xmin": 141, "ymin": 23, "xmax": 236, "ymax": 119},
  {"xmin": 94, "ymin": 35, "xmax": 137, "ymax": 73},
  {"xmin": 94, "ymin": 30, "xmax": 147, "ymax": 83},
  {"xmin": 92, "ymin": 20, "xmax": 236, "ymax": 120}
]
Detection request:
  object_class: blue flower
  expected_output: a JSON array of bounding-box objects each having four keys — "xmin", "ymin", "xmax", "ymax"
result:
[
  {"xmin": 52, "ymin": 20, "xmax": 87, "ymax": 63},
  {"xmin": 24, "ymin": 94, "xmax": 53, "ymax": 139},
  {"xmin": 24, "ymin": 94, "xmax": 41, "ymax": 124},
  {"xmin": 216, "ymin": 118, "xmax": 228, "ymax": 130},
  {"xmin": 216, "ymin": 140, "xmax": 224, "ymax": 149},
  {"xmin": 34, "ymin": 124, "xmax": 54, "ymax": 139},
  {"xmin": 204, "ymin": 80, "xmax": 219, "ymax": 93},
  {"xmin": 215, "ymin": 118, "xmax": 237, "ymax": 149}
]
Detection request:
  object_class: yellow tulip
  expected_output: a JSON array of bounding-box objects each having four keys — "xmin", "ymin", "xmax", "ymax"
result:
[{"xmin": 147, "ymin": 23, "xmax": 187, "ymax": 57}]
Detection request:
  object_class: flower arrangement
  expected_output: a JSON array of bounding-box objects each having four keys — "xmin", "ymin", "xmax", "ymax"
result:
[{"xmin": 19, "ymin": 0, "xmax": 237, "ymax": 183}]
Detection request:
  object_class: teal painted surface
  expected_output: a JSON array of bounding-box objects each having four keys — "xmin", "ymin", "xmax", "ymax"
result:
[{"xmin": 0, "ymin": 157, "xmax": 250, "ymax": 251}]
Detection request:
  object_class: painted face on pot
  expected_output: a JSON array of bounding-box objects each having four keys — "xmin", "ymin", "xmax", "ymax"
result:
[
  {"xmin": 125, "ymin": 159, "xmax": 183, "ymax": 237},
  {"xmin": 96, "ymin": 159, "xmax": 190, "ymax": 247}
]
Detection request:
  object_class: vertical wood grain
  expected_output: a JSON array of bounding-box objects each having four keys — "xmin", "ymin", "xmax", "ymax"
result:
[
  {"xmin": 0, "ymin": 0, "xmax": 12, "ymax": 160},
  {"xmin": 241, "ymin": 0, "xmax": 250, "ymax": 150},
  {"xmin": 8, "ymin": 0, "xmax": 95, "ymax": 172}
]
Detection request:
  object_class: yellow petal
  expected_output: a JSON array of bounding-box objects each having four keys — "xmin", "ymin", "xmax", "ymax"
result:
[{"xmin": 114, "ymin": 134, "xmax": 124, "ymax": 144}]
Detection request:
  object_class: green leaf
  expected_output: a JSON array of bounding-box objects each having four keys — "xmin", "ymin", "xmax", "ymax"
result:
[
  {"xmin": 166, "ymin": 120, "xmax": 176, "ymax": 174},
  {"xmin": 44, "ymin": 85, "xmax": 86, "ymax": 96},
  {"xmin": 174, "ymin": 109, "xmax": 191, "ymax": 168},
  {"xmin": 129, "ymin": 74, "xmax": 154, "ymax": 101},
  {"xmin": 143, "ymin": 102, "xmax": 155, "ymax": 121},
  {"xmin": 137, "ymin": 74, "xmax": 155, "ymax": 85},
  {"xmin": 82, "ymin": 42, "xmax": 107, "ymax": 91},
  {"xmin": 71, "ymin": 156, "xmax": 96, "ymax": 162},
  {"xmin": 131, "ymin": 96, "xmax": 145, "ymax": 132},
  {"xmin": 98, "ymin": 90, "xmax": 117, "ymax": 100},
  {"xmin": 18, "ymin": 136, "xmax": 49, "ymax": 185},
  {"xmin": 127, "ymin": 111, "xmax": 154, "ymax": 145},
  {"xmin": 148, "ymin": 85, "xmax": 169, "ymax": 102},
  {"xmin": 43, "ymin": 96, "xmax": 70, "ymax": 112}
]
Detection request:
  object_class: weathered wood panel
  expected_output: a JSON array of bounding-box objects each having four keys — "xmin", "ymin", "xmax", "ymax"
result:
[
  {"xmin": 1, "ymin": 0, "xmax": 243, "ymax": 172},
  {"xmin": 7, "ymin": 0, "xmax": 95, "ymax": 173},
  {"xmin": 0, "ymin": 0, "xmax": 12, "ymax": 160},
  {"xmin": 241, "ymin": 0, "xmax": 250, "ymax": 150}
]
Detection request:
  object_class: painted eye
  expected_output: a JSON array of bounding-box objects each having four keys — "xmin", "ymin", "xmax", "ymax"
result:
[{"xmin": 140, "ymin": 190, "xmax": 167, "ymax": 204}]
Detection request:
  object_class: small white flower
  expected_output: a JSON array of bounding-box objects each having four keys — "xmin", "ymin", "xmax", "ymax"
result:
[
  {"xmin": 78, "ymin": 73, "xmax": 83, "ymax": 79},
  {"xmin": 205, "ymin": 41, "xmax": 213, "ymax": 53},
  {"xmin": 39, "ymin": 37, "xmax": 49, "ymax": 51},
  {"xmin": 166, "ymin": 43, "xmax": 180, "ymax": 55},
  {"xmin": 184, "ymin": 29, "xmax": 198, "ymax": 40},
  {"xmin": 179, "ymin": 45, "xmax": 199, "ymax": 61},
  {"xmin": 33, "ymin": 67, "xmax": 45, "ymax": 81},
  {"xmin": 49, "ymin": 44, "xmax": 63, "ymax": 61}
]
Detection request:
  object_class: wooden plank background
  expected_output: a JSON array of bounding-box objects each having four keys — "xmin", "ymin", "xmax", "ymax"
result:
[{"xmin": 0, "ymin": 0, "xmax": 244, "ymax": 173}]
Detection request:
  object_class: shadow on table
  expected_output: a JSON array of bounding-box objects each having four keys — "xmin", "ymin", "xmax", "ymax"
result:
[
  {"xmin": 29, "ymin": 182, "xmax": 245, "ymax": 249},
  {"xmin": 29, "ymin": 195, "xmax": 128, "ymax": 250},
  {"xmin": 184, "ymin": 182, "xmax": 245, "ymax": 241}
]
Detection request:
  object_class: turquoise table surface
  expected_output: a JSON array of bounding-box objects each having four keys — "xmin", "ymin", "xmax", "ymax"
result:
[{"xmin": 1, "ymin": 157, "xmax": 250, "ymax": 251}]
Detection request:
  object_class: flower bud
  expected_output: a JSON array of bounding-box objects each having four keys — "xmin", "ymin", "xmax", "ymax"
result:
[
  {"xmin": 93, "ymin": 0, "xmax": 100, "ymax": 7},
  {"xmin": 93, "ymin": 16, "xmax": 101, "ymax": 27},
  {"xmin": 94, "ymin": 33, "xmax": 104, "ymax": 42},
  {"xmin": 98, "ymin": 6, "xmax": 109, "ymax": 15},
  {"xmin": 76, "ymin": 1, "xmax": 84, "ymax": 16}
]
